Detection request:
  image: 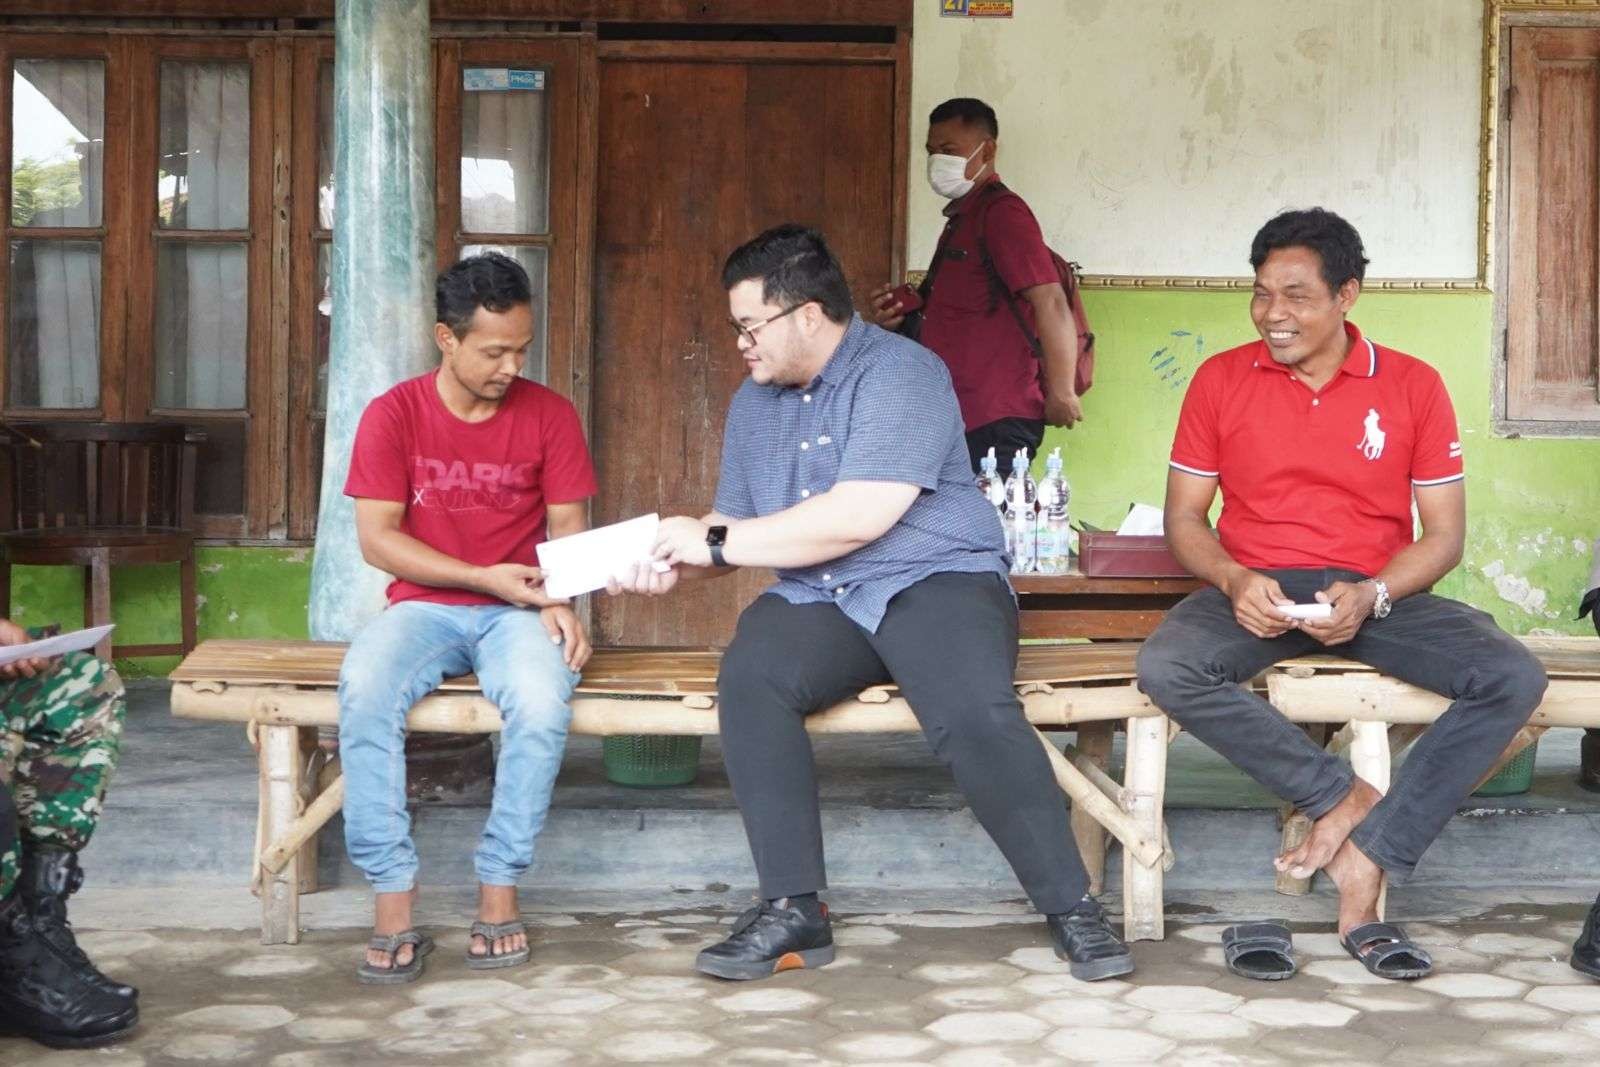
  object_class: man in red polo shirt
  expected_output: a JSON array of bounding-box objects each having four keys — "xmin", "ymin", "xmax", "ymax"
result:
[
  {"xmin": 1137, "ymin": 209, "xmax": 1547, "ymax": 981},
  {"xmin": 869, "ymin": 97, "xmax": 1081, "ymax": 473}
]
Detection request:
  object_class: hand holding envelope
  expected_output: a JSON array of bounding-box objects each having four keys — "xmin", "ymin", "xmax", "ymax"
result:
[{"xmin": 536, "ymin": 514, "xmax": 675, "ymax": 600}]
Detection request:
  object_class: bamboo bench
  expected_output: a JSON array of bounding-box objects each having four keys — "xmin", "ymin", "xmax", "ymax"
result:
[{"xmin": 167, "ymin": 636, "xmax": 1600, "ymax": 946}]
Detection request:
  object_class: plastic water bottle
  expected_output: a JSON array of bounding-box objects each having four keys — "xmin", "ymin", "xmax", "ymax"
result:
[
  {"xmin": 1003, "ymin": 448, "xmax": 1037, "ymax": 573},
  {"xmin": 976, "ymin": 447, "xmax": 1004, "ymax": 512},
  {"xmin": 1035, "ymin": 447, "xmax": 1072, "ymax": 574}
]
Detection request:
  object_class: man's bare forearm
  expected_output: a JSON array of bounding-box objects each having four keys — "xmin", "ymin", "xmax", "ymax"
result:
[
  {"xmin": 1167, "ymin": 515, "xmax": 1247, "ymax": 595},
  {"xmin": 1373, "ymin": 534, "xmax": 1461, "ymax": 601},
  {"xmin": 361, "ymin": 527, "xmax": 490, "ymax": 594}
]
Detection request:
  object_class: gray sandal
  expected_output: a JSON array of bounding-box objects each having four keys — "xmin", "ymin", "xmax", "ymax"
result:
[
  {"xmin": 1222, "ymin": 921, "xmax": 1297, "ymax": 981},
  {"xmin": 467, "ymin": 919, "xmax": 531, "ymax": 969},
  {"xmin": 1341, "ymin": 921, "xmax": 1433, "ymax": 980},
  {"xmin": 357, "ymin": 929, "xmax": 434, "ymax": 985}
]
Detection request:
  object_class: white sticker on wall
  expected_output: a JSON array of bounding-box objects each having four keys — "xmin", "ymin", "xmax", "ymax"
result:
[{"xmin": 463, "ymin": 68, "xmax": 546, "ymax": 92}]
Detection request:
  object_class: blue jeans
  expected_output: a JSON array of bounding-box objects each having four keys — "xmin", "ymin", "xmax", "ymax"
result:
[{"xmin": 338, "ymin": 601, "xmax": 579, "ymax": 893}]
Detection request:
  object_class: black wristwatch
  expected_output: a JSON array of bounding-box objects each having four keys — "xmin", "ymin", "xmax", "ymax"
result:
[{"xmin": 706, "ymin": 525, "xmax": 729, "ymax": 568}]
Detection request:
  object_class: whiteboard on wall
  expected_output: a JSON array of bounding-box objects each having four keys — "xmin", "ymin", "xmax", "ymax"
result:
[{"xmin": 908, "ymin": 0, "xmax": 1483, "ymax": 280}]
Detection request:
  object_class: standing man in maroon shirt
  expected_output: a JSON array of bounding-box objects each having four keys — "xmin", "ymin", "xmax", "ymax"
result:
[{"xmin": 871, "ymin": 97, "xmax": 1082, "ymax": 473}]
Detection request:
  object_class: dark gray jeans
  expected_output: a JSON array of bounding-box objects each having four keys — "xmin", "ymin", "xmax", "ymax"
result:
[
  {"xmin": 717, "ymin": 571, "xmax": 1089, "ymax": 914},
  {"xmin": 1137, "ymin": 569, "xmax": 1547, "ymax": 881}
]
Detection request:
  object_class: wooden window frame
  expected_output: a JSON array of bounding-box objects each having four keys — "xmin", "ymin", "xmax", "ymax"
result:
[
  {"xmin": 1, "ymin": 34, "xmax": 133, "ymax": 423},
  {"xmin": 1494, "ymin": 9, "xmax": 1600, "ymax": 437}
]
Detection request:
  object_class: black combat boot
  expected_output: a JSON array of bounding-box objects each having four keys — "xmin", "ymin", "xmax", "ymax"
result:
[
  {"xmin": 0, "ymin": 890, "xmax": 137, "ymax": 1048},
  {"xmin": 21, "ymin": 846, "xmax": 136, "ymax": 1002}
]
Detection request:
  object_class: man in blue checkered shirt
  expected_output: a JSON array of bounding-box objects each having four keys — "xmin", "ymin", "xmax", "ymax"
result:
[{"xmin": 610, "ymin": 225, "xmax": 1133, "ymax": 983}]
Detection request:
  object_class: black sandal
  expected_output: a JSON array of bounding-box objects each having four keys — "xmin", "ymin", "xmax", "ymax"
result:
[
  {"xmin": 356, "ymin": 930, "xmax": 434, "ymax": 985},
  {"xmin": 467, "ymin": 919, "xmax": 531, "ymax": 970},
  {"xmin": 1222, "ymin": 921, "xmax": 1297, "ymax": 981},
  {"xmin": 1340, "ymin": 921, "xmax": 1432, "ymax": 980}
]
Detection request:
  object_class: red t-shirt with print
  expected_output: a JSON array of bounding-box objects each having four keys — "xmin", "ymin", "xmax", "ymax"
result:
[
  {"xmin": 1168, "ymin": 322, "xmax": 1463, "ymax": 578},
  {"xmin": 344, "ymin": 373, "xmax": 598, "ymax": 606}
]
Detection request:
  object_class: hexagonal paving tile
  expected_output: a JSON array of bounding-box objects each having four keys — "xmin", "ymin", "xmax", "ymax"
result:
[
  {"xmin": 220, "ymin": 954, "xmax": 322, "ymax": 978},
  {"xmin": 1299, "ymin": 957, "xmax": 1395, "ymax": 987},
  {"xmin": 386, "ymin": 1002, "xmax": 511, "ymax": 1032},
  {"xmin": 714, "ymin": 988, "xmax": 829, "ymax": 1014},
  {"xmin": 1459, "ymin": 932, "xmax": 1571, "ymax": 957},
  {"xmin": 1486, "ymin": 1027, "xmax": 1600, "ymax": 1059},
  {"xmin": 1414, "ymin": 972, "xmax": 1529, "ymax": 999},
  {"xmin": 170, "ymin": 1005, "xmax": 296, "ymax": 1032},
  {"xmin": 1526, "ymin": 984, "xmax": 1600, "ymax": 1013},
  {"xmin": 1123, "ymin": 984, "xmax": 1244, "ymax": 1013},
  {"xmin": 612, "ymin": 974, "xmax": 712, "ymax": 1001},
  {"xmin": 1042, "ymin": 1026, "xmax": 1176, "ymax": 1063},
  {"xmin": 910, "ymin": 962, "xmax": 1025, "ymax": 985},
  {"xmin": 501, "ymin": 986, "xmax": 626, "ymax": 1015},
  {"xmin": 1494, "ymin": 957, "xmax": 1592, "ymax": 985},
  {"xmin": 163, "ymin": 1033, "xmax": 259, "ymax": 1062},
  {"xmin": 825, "ymin": 1030, "xmax": 944, "ymax": 1061},
  {"xmin": 832, "ymin": 924, "xmax": 902, "ymax": 947},
  {"xmin": 921, "ymin": 985, "xmax": 1030, "ymax": 1011},
  {"xmin": 935, "ymin": 1045, "xmax": 1070, "ymax": 1066},
  {"xmin": 1449, "ymin": 999, "xmax": 1559, "ymax": 1024},
  {"xmin": 604, "ymin": 1030, "xmax": 721, "ymax": 1062},
  {"xmin": 409, "ymin": 978, "xmax": 523, "ymax": 1006},
  {"xmin": 999, "ymin": 947, "xmax": 1069, "ymax": 974},
  {"xmin": 1232, "ymin": 997, "xmax": 1359, "ymax": 1027},
  {"xmin": 924, "ymin": 1010, "xmax": 1051, "ymax": 1046},
  {"xmin": 1026, "ymin": 998, "xmax": 1151, "ymax": 1028},
  {"xmin": 523, "ymin": 963, "xmax": 625, "ymax": 987},
  {"xmin": 1143, "ymin": 1010, "xmax": 1258, "ymax": 1042},
  {"xmin": 1012, "ymin": 972, "xmax": 1130, "ymax": 999},
  {"xmin": 285, "ymin": 1018, "xmax": 373, "ymax": 1044}
]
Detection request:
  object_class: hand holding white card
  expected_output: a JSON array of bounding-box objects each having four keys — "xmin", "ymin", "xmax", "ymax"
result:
[
  {"xmin": 536, "ymin": 514, "xmax": 671, "ymax": 600},
  {"xmin": 1278, "ymin": 603, "xmax": 1333, "ymax": 621},
  {"xmin": 0, "ymin": 624, "xmax": 115, "ymax": 667}
]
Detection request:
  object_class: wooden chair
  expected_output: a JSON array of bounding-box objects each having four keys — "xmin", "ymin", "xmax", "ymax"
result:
[{"xmin": 0, "ymin": 421, "xmax": 200, "ymax": 660}]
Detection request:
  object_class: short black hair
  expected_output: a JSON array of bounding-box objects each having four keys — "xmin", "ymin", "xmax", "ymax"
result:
[
  {"xmin": 1249, "ymin": 208, "xmax": 1369, "ymax": 292},
  {"xmin": 720, "ymin": 224, "xmax": 855, "ymax": 325},
  {"xmin": 436, "ymin": 252, "xmax": 531, "ymax": 339},
  {"xmin": 929, "ymin": 97, "xmax": 998, "ymax": 139}
]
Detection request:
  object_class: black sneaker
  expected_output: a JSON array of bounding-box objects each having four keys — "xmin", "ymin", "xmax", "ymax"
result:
[
  {"xmin": 696, "ymin": 898, "xmax": 835, "ymax": 981},
  {"xmin": 1047, "ymin": 897, "xmax": 1135, "ymax": 982},
  {"xmin": 1573, "ymin": 895, "xmax": 1600, "ymax": 981}
]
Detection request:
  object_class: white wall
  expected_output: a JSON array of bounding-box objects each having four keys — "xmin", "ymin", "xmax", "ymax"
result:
[{"xmin": 908, "ymin": 0, "xmax": 1483, "ymax": 280}]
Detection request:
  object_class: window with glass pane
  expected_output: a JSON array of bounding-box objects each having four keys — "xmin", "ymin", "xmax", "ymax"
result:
[
  {"xmin": 158, "ymin": 61, "xmax": 249, "ymax": 230},
  {"xmin": 11, "ymin": 59, "xmax": 104, "ymax": 228},
  {"xmin": 461, "ymin": 244, "xmax": 548, "ymax": 384},
  {"xmin": 153, "ymin": 242, "xmax": 248, "ymax": 409},
  {"xmin": 461, "ymin": 69, "xmax": 550, "ymax": 234},
  {"xmin": 7, "ymin": 240, "xmax": 101, "ymax": 408},
  {"xmin": 314, "ymin": 240, "xmax": 331, "ymax": 412},
  {"xmin": 316, "ymin": 61, "xmax": 334, "ymax": 230}
]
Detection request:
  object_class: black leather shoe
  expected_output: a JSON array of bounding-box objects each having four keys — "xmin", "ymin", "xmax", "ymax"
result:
[
  {"xmin": 695, "ymin": 898, "xmax": 835, "ymax": 981},
  {"xmin": 1048, "ymin": 897, "xmax": 1135, "ymax": 982},
  {"xmin": 20, "ymin": 847, "xmax": 136, "ymax": 1002},
  {"xmin": 0, "ymin": 893, "xmax": 137, "ymax": 1049},
  {"xmin": 1573, "ymin": 894, "xmax": 1600, "ymax": 980}
]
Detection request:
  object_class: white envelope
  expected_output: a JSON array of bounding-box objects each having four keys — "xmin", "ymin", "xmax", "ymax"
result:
[
  {"xmin": 0, "ymin": 624, "xmax": 115, "ymax": 667},
  {"xmin": 536, "ymin": 513, "xmax": 666, "ymax": 599}
]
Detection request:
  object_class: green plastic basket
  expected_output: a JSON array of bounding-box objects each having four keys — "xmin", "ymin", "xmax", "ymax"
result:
[
  {"xmin": 1471, "ymin": 739, "xmax": 1538, "ymax": 798},
  {"xmin": 602, "ymin": 734, "xmax": 702, "ymax": 787}
]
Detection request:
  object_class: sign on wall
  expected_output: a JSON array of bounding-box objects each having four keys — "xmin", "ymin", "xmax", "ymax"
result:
[{"xmin": 942, "ymin": 1, "xmax": 1015, "ymax": 16}]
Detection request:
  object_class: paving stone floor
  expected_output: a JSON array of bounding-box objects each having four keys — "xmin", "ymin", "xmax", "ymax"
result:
[{"xmin": 5, "ymin": 903, "xmax": 1599, "ymax": 1066}]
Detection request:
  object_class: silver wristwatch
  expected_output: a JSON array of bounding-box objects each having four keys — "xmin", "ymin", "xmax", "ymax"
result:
[{"xmin": 1367, "ymin": 579, "xmax": 1392, "ymax": 620}]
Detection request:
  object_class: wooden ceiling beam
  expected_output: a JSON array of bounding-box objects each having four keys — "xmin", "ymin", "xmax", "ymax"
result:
[{"xmin": 0, "ymin": 0, "xmax": 913, "ymax": 27}]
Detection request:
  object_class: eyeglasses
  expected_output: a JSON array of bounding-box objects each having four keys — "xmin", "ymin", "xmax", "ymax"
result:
[{"xmin": 728, "ymin": 303, "xmax": 805, "ymax": 346}]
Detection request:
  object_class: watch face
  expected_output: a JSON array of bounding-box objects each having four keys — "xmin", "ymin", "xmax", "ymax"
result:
[{"xmin": 706, "ymin": 525, "xmax": 728, "ymax": 547}]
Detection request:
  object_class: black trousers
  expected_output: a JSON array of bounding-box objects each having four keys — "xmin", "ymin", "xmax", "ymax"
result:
[
  {"xmin": 965, "ymin": 417, "xmax": 1045, "ymax": 476},
  {"xmin": 1137, "ymin": 569, "xmax": 1547, "ymax": 881},
  {"xmin": 717, "ymin": 571, "xmax": 1089, "ymax": 914}
]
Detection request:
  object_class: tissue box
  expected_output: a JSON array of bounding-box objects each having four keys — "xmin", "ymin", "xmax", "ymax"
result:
[{"xmin": 1079, "ymin": 533, "xmax": 1190, "ymax": 578}]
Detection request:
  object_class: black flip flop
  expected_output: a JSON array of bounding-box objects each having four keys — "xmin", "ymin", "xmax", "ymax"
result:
[
  {"xmin": 1341, "ymin": 921, "xmax": 1432, "ymax": 980},
  {"xmin": 1221, "ymin": 921, "xmax": 1297, "ymax": 981},
  {"xmin": 467, "ymin": 919, "xmax": 531, "ymax": 970},
  {"xmin": 356, "ymin": 930, "xmax": 434, "ymax": 985}
]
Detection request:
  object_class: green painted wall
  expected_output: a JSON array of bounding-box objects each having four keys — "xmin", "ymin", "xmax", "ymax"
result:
[
  {"xmin": 1048, "ymin": 288, "xmax": 1600, "ymax": 636},
  {"xmin": 7, "ymin": 290, "xmax": 1597, "ymax": 670}
]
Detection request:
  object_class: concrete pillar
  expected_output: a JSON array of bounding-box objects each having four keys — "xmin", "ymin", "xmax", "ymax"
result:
[{"xmin": 310, "ymin": 0, "xmax": 436, "ymax": 640}]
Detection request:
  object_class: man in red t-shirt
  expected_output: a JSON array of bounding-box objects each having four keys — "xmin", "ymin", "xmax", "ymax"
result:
[
  {"xmin": 1137, "ymin": 210, "xmax": 1546, "ymax": 981},
  {"xmin": 869, "ymin": 97, "xmax": 1082, "ymax": 473},
  {"xmin": 338, "ymin": 253, "xmax": 597, "ymax": 984}
]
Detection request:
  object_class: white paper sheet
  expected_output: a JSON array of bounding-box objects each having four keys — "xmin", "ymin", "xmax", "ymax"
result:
[
  {"xmin": 1116, "ymin": 503, "xmax": 1166, "ymax": 536},
  {"xmin": 0, "ymin": 624, "xmax": 115, "ymax": 667},
  {"xmin": 536, "ymin": 514, "xmax": 669, "ymax": 599}
]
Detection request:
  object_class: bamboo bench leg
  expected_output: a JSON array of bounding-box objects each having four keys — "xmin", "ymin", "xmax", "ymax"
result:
[
  {"xmin": 1122, "ymin": 714, "xmax": 1169, "ymax": 942},
  {"xmin": 1348, "ymin": 720, "xmax": 1391, "ymax": 921},
  {"xmin": 259, "ymin": 723, "xmax": 303, "ymax": 945},
  {"xmin": 297, "ymin": 728, "xmax": 322, "ymax": 896},
  {"xmin": 1070, "ymin": 722, "xmax": 1115, "ymax": 895}
]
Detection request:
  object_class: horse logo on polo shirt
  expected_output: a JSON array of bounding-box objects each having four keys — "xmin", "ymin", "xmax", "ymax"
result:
[{"xmin": 1358, "ymin": 408, "xmax": 1387, "ymax": 461}]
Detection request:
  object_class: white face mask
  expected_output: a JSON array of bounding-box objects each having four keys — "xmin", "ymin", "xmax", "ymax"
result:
[{"xmin": 927, "ymin": 143, "xmax": 989, "ymax": 200}]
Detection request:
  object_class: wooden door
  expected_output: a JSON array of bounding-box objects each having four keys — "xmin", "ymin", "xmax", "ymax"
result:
[
  {"xmin": 1506, "ymin": 26, "xmax": 1600, "ymax": 424},
  {"xmin": 591, "ymin": 44, "xmax": 903, "ymax": 646}
]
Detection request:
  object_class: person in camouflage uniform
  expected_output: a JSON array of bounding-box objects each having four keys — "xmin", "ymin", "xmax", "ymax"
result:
[{"xmin": 0, "ymin": 620, "xmax": 137, "ymax": 1047}]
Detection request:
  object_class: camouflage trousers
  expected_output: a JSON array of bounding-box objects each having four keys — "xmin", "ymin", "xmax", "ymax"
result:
[{"xmin": 0, "ymin": 649, "xmax": 126, "ymax": 900}]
